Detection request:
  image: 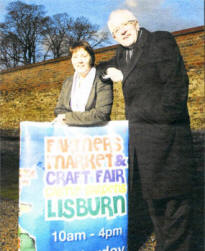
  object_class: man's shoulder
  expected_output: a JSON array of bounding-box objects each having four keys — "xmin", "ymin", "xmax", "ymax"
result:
[
  {"xmin": 143, "ymin": 28, "xmax": 179, "ymax": 59},
  {"xmin": 142, "ymin": 28, "xmax": 174, "ymax": 41},
  {"xmin": 153, "ymin": 30, "xmax": 174, "ymax": 41},
  {"xmin": 142, "ymin": 28, "xmax": 176, "ymax": 51}
]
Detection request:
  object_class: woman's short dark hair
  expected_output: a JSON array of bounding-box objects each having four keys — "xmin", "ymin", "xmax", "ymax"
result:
[{"xmin": 70, "ymin": 41, "xmax": 95, "ymax": 66}]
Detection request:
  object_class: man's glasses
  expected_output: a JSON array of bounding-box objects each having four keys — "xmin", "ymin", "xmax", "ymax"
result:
[{"xmin": 112, "ymin": 20, "xmax": 137, "ymax": 38}]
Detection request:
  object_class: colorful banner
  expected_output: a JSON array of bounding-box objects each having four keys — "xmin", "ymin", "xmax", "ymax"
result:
[{"xmin": 18, "ymin": 121, "xmax": 129, "ymax": 251}]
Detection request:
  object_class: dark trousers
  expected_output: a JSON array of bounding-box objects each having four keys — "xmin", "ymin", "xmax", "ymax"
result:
[
  {"xmin": 146, "ymin": 196, "xmax": 193, "ymax": 251},
  {"xmin": 128, "ymin": 177, "xmax": 153, "ymax": 251}
]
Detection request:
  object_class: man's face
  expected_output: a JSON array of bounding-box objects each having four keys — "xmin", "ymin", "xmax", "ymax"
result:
[{"xmin": 112, "ymin": 21, "xmax": 138, "ymax": 47}]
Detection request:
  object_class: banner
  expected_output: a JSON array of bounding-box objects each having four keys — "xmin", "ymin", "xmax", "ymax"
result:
[{"xmin": 18, "ymin": 121, "xmax": 129, "ymax": 251}]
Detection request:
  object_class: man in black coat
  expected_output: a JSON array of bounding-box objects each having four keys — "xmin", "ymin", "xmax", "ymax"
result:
[{"xmin": 100, "ymin": 9, "xmax": 195, "ymax": 251}]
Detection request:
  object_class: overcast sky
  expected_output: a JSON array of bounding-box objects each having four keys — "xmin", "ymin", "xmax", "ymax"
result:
[{"xmin": 0, "ymin": 0, "xmax": 203, "ymax": 44}]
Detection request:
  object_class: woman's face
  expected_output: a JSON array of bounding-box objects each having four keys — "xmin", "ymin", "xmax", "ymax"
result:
[{"xmin": 71, "ymin": 47, "xmax": 92, "ymax": 77}]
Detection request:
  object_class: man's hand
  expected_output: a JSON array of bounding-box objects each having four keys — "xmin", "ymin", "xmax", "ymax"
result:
[
  {"xmin": 104, "ymin": 67, "xmax": 123, "ymax": 82},
  {"xmin": 52, "ymin": 114, "xmax": 66, "ymax": 125}
]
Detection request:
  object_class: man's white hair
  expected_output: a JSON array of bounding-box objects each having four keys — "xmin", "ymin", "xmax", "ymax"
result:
[{"xmin": 108, "ymin": 9, "xmax": 139, "ymax": 34}]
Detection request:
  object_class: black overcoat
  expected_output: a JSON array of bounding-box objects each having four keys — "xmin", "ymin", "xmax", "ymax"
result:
[{"xmin": 103, "ymin": 28, "xmax": 195, "ymax": 199}]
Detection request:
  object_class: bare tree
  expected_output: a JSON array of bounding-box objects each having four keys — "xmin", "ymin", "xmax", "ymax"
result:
[
  {"xmin": 89, "ymin": 29, "xmax": 110, "ymax": 48},
  {"xmin": 42, "ymin": 13, "xmax": 72, "ymax": 59},
  {"xmin": 0, "ymin": 1, "xmax": 47, "ymax": 68},
  {"xmin": 0, "ymin": 31, "xmax": 22, "ymax": 69},
  {"xmin": 0, "ymin": 1, "xmax": 110, "ymax": 69},
  {"xmin": 69, "ymin": 16, "xmax": 109, "ymax": 48},
  {"xmin": 42, "ymin": 15, "xmax": 110, "ymax": 59}
]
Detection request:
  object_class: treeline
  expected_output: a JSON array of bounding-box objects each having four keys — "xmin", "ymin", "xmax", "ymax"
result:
[{"xmin": 0, "ymin": 1, "xmax": 110, "ymax": 70}]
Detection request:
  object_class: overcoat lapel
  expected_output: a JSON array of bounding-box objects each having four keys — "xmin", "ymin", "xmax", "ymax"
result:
[
  {"xmin": 120, "ymin": 28, "xmax": 149, "ymax": 84},
  {"xmin": 122, "ymin": 47, "xmax": 143, "ymax": 83}
]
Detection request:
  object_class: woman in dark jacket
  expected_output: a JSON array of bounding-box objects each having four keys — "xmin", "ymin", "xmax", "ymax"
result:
[{"xmin": 53, "ymin": 41, "xmax": 113, "ymax": 126}]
